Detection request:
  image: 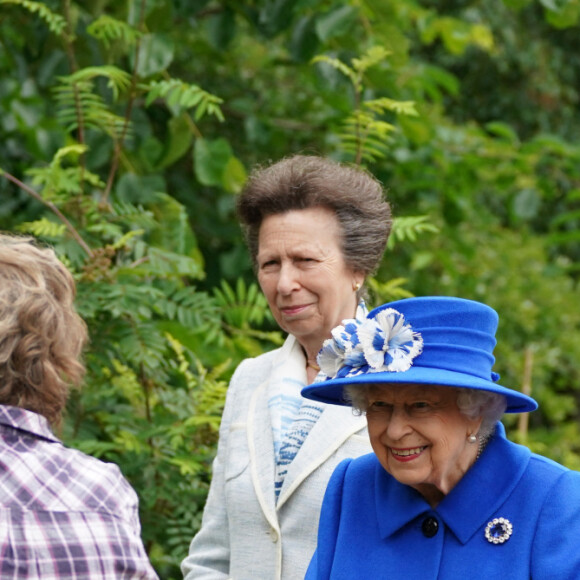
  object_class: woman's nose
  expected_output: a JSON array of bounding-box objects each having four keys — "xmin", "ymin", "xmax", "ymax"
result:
[
  {"xmin": 385, "ymin": 406, "xmax": 412, "ymax": 440},
  {"xmin": 277, "ymin": 263, "xmax": 300, "ymax": 295}
]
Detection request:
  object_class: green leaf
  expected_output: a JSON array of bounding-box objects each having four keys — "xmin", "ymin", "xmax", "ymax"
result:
[
  {"xmin": 87, "ymin": 14, "xmax": 141, "ymax": 49},
  {"xmin": 485, "ymin": 122, "xmax": 520, "ymax": 144},
  {"xmin": 222, "ymin": 156, "xmax": 247, "ymax": 194},
  {"xmin": 147, "ymin": 193, "xmax": 200, "ymax": 256},
  {"xmin": 134, "ymin": 33, "xmax": 175, "ymax": 77},
  {"xmin": 258, "ymin": 0, "xmax": 296, "ymax": 38},
  {"xmin": 156, "ymin": 113, "xmax": 193, "ymax": 169},
  {"xmin": 315, "ymin": 5, "xmax": 358, "ymax": 42},
  {"xmin": 543, "ymin": 0, "xmax": 580, "ymax": 27},
  {"xmin": 290, "ymin": 15, "xmax": 320, "ymax": 62},
  {"xmin": 512, "ymin": 188, "xmax": 541, "ymax": 221},
  {"xmin": 142, "ymin": 79, "xmax": 223, "ymax": 121},
  {"xmin": 194, "ymin": 138, "xmax": 233, "ymax": 187},
  {"xmin": 17, "ymin": 218, "xmax": 67, "ymax": 239},
  {"xmin": 0, "ymin": 0, "xmax": 66, "ymax": 34},
  {"xmin": 207, "ymin": 7, "xmax": 236, "ymax": 50},
  {"xmin": 115, "ymin": 173, "xmax": 166, "ymax": 204}
]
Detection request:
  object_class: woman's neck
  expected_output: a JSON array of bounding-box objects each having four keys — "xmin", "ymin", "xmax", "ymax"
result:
[{"xmin": 301, "ymin": 347, "xmax": 320, "ymax": 384}]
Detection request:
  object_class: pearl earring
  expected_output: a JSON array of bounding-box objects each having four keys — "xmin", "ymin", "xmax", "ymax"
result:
[{"xmin": 468, "ymin": 434, "xmax": 477, "ymax": 444}]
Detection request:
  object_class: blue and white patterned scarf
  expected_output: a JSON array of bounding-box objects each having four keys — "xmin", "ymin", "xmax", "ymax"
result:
[{"xmin": 269, "ymin": 301, "xmax": 369, "ymax": 501}]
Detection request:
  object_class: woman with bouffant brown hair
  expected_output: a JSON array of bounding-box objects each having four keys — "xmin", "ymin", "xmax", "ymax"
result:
[
  {"xmin": 0, "ymin": 234, "xmax": 158, "ymax": 579},
  {"xmin": 183, "ymin": 155, "xmax": 392, "ymax": 580}
]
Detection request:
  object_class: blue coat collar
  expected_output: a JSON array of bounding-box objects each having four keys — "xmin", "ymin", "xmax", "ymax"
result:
[{"xmin": 375, "ymin": 422, "xmax": 531, "ymax": 544}]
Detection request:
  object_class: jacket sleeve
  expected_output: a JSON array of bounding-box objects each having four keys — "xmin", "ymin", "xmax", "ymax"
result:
[
  {"xmin": 305, "ymin": 458, "xmax": 352, "ymax": 580},
  {"xmin": 180, "ymin": 360, "xmax": 250, "ymax": 580},
  {"xmin": 531, "ymin": 468, "xmax": 580, "ymax": 579}
]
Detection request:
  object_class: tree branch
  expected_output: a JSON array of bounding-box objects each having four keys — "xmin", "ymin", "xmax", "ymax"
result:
[{"xmin": 0, "ymin": 170, "xmax": 93, "ymax": 257}]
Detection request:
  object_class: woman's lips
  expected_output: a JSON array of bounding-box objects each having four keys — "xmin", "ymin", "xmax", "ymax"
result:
[
  {"xmin": 279, "ymin": 304, "xmax": 310, "ymax": 317},
  {"xmin": 390, "ymin": 446, "xmax": 427, "ymax": 462}
]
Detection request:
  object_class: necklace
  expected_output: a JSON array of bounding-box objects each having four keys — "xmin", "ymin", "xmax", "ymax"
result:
[
  {"xmin": 307, "ymin": 360, "xmax": 320, "ymax": 371},
  {"xmin": 477, "ymin": 436, "xmax": 488, "ymax": 460}
]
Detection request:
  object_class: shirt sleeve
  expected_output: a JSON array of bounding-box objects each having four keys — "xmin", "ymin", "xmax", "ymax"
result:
[
  {"xmin": 110, "ymin": 470, "xmax": 160, "ymax": 579},
  {"xmin": 305, "ymin": 458, "xmax": 352, "ymax": 580}
]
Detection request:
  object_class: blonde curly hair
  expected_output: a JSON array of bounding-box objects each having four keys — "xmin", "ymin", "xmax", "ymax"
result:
[{"xmin": 0, "ymin": 234, "xmax": 87, "ymax": 425}]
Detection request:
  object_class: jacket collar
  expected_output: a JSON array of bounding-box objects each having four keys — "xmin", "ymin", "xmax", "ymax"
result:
[
  {"xmin": 0, "ymin": 404, "xmax": 60, "ymax": 443},
  {"xmin": 277, "ymin": 400, "xmax": 367, "ymax": 508},
  {"xmin": 376, "ymin": 423, "xmax": 531, "ymax": 543},
  {"xmin": 248, "ymin": 335, "xmax": 367, "ymax": 516}
]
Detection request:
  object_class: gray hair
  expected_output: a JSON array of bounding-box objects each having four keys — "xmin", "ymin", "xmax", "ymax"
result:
[
  {"xmin": 237, "ymin": 155, "xmax": 392, "ymax": 288},
  {"xmin": 344, "ymin": 384, "xmax": 506, "ymax": 439}
]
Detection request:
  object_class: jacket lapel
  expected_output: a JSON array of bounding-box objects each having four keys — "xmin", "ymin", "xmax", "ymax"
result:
[
  {"xmin": 247, "ymin": 376, "xmax": 278, "ymax": 529},
  {"xmin": 277, "ymin": 402, "xmax": 367, "ymax": 508},
  {"xmin": 248, "ymin": 332, "xmax": 368, "ymax": 513},
  {"xmin": 247, "ymin": 334, "xmax": 304, "ymax": 529}
]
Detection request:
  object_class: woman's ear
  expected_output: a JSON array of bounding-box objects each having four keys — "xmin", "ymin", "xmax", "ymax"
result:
[
  {"xmin": 353, "ymin": 273, "xmax": 365, "ymax": 292},
  {"xmin": 471, "ymin": 415, "xmax": 484, "ymax": 438}
]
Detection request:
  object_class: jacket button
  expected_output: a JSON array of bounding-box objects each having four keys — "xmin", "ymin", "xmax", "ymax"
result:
[{"xmin": 422, "ymin": 516, "xmax": 439, "ymax": 538}]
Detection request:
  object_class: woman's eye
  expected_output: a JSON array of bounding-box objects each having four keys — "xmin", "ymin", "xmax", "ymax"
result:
[
  {"xmin": 409, "ymin": 402, "xmax": 432, "ymax": 414},
  {"xmin": 368, "ymin": 401, "xmax": 391, "ymax": 411}
]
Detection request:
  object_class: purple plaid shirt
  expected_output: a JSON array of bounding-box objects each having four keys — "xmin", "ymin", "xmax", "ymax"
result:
[{"xmin": 0, "ymin": 405, "xmax": 159, "ymax": 579}]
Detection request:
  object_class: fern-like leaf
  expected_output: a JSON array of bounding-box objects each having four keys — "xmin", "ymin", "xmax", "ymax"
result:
[
  {"xmin": 87, "ymin": 15, "xmax": 141, "ymax": 49},
  {"xmin": 311, "ymin": 46, "xmax": 419, "ymax": 163},
  {"xmin": 161, "ymin": 286, "xmax": 221, "ymax": 332},
  {"xmin": 52, "ymin": 79, "xmax": 128, "ymax": 137},
  {"xmin": 26, "ymin": 146, "xmax": 105, "ymax": 202},
  {"xmin": 364, "ymin": 98, "xmax": 419, "ymax": 117},
  {"xmin": 388, "ymin": 216, "xmax": 440, "ymax": 249},
  {"xmin": 351, "ymin": 46, "xmax": 392, "ymax": 74},
  {"xmin": 52, "ymin": 67, "xmax": 132, "ymax": 137},
  {"xmin": 0, "ymin": 0, "xmax": 66, "ymax": 35},
  {"xmin": 366, "ymin": 276, "xmax": 414, "ymax": 304},
  {"xmin": 143, "ymin": 79, "xmax": 224, "ymax": 121},
  {"xmin": 310, "ymin": 55, "xmax": 357, "ymax": 86},
  {"xmin": 66, "ymin": 66, "xmax": 132, "ymax": 100},
  {"xmin": 213, "ymin": 278, "xmax": 272, "ymax": 329},
  {"xmin": 17, "ymin": 218, "xmax": 67, "ymax": 239}
]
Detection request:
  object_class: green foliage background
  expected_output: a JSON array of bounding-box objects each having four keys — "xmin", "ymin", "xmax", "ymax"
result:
[{"xmin": 1, "ymin": 0, "xmax": 579, "ymax": 577}]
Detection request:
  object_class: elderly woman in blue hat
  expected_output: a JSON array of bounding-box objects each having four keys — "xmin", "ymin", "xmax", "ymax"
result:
[{"xmin": 302, "ymin": 296, "xmax": 580, "ymax": 579}]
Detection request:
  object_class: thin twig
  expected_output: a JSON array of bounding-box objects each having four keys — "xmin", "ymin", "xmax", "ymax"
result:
[
  {"xmin": 518, "ymin": 346, "xmax": 534, "ymax": 439},
  {"xmin": 62, "ymin": 0, "xmax": 85, "ymax": 147},
  {"xmin": 354, "ymin": 76, "xmax": 363, "ymax": 166},
  {"xmin": 101, "ymin": 0, "xmax": 148, "ymax": 206},
  {"xmin": 0, "ymin": 170, "xmax": 93, "ymax": 257}
]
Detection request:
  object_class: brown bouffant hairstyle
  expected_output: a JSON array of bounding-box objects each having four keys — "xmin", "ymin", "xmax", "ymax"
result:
[
  {"xmin": 0, "ymin": 234, "xmax": 88, "ymax": 426},
  {"xmin": 237, "ymin": 155, "xmax": 392, "ymax": 280}
]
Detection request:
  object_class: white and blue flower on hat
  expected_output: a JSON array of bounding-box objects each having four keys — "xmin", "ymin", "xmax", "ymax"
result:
[
  {"xmin": 303, "ymin": 297, "xmax": 539, "ymax": 413},
  {"xmin": 317, "ymin": 308, "xmax": 424, "ymax": 380}
]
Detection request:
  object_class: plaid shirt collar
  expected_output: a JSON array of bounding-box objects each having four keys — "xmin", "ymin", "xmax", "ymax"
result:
[{"xmin": 0, "ymin": 405, "xmax": 60, "ymax": 443}]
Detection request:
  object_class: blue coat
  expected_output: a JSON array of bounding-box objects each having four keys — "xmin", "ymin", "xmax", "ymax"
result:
[{"xmin": 306, "ymin": 426, "xmax": 580, "ymax": 579}]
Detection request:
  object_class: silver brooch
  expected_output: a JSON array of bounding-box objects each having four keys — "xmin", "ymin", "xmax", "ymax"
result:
[{"xmin": 484, "ymin": 517, "xmax": 513, "ymax": 544}]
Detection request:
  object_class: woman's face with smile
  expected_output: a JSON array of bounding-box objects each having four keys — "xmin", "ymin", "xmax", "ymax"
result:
[
  {"xmin": 365, "ymin": 384, "xmax": 482, "ymax": 506},
  {"xmin": 257, "ymin": 207, "xmax": 362, "ymax": 357}
]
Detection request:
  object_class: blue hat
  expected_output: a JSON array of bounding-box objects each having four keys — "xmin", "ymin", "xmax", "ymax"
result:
[{"xmin": 301, "ymin": 296, "xmax": 538, "ymax": 414}]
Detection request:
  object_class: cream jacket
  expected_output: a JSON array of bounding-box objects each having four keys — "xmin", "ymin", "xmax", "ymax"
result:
[{"xmin": 181, "ymin": 335, "xmax": 371, "ymax": 580}]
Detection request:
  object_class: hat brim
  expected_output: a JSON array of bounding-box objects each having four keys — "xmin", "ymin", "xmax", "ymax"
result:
[{"xmin": 302, "ymin": 366, "xmax": 538, "ymax": 414}]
